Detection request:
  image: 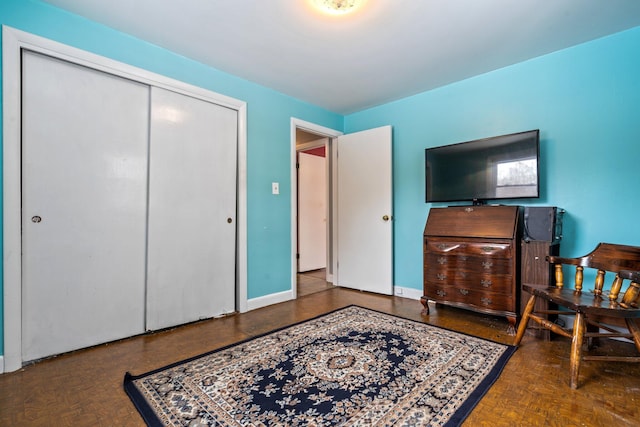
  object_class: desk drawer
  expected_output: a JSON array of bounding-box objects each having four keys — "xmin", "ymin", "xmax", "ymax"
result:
[
  {"xmin": 424, "ymin": 283, "xmax": 514, "ymax": 312},
  {"xmin": 425, "ymin": 240, "xmax": 513, "ymax": 258}
]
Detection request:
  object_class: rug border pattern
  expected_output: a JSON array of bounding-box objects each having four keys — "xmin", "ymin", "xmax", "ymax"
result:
[{"xmin": 124, "ymin": 305, "xmax": 516, "ymax": 426}]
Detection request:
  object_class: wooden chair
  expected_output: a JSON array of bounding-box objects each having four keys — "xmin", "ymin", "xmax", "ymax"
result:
[{"xmin": 514, "ymin": 243, "xmax": 640, "ymax": 389}]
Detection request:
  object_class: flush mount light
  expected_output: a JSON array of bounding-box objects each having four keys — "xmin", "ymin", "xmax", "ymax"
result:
[{"xmin": 309, "ymin": 0, "xmax": 366, "ymax": 15}]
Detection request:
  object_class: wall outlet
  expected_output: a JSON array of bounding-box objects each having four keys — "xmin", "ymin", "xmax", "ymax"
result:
[{"xmin": 272, "ymin": 182, "xmax": 279, "ymax": 195}]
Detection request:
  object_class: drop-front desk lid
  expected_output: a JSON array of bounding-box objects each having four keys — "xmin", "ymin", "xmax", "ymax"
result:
[{"xmin": 424, "ymin": 205, "xmax": 520, "ymax": 239}]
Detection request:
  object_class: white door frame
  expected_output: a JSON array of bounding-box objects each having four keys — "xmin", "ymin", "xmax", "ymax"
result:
[
  {"xmin": 290, "ymin": 118, "xmax": 342, "ymax": 298},
  {"xmin": 1, "ymin": 26, "xmax": 248, "ymax": 373}
]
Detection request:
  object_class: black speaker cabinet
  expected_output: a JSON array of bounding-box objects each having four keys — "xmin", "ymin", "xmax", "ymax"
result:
[{"xmin": 523, "ymin": 206, "xmax": 564, "ymax": 242}]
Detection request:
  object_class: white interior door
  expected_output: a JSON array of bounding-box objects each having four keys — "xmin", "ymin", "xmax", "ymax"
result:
[
  {"xmin": 146, "ymin": 87, "xmax": 237, "ymax": 330},
  {"xmin": 335, "ymin": 126, "xmax": 393, "ymax": 295},
  {"xmin": 298, "ymin": 151, "xmax": 327, "ymax": 272},
  {"xmin": 21, "ymin": 51, "xmax": 149, "ymax": 361}
]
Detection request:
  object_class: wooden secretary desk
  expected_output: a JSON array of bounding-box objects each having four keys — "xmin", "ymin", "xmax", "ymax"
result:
[{"xmin": 421, "ymin": 205, "xmax": 523, "ymax": 333}]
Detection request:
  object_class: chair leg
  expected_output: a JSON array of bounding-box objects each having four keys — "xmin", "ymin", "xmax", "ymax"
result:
[
  {"xmin": 514, "ymin": 294, "xmax": 536, "ymax": 345},
  {"xmin": 570, "ymin": 312, "xmax": 586, "ymax": 389},
  {"xmin": 626, "ymin": 318, "xmax": 640, "ymax": 353}
]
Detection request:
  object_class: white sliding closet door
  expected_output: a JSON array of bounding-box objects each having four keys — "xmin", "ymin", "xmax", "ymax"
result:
[
  {"xmin": 21, "ymin": 51, "xmax": 149, "ymax": 362},
  {"xmin": 146, "ymin": 87, "xmax": 237, "ymax": 330}
]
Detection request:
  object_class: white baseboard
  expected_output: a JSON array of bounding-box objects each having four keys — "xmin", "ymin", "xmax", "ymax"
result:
[
  {"xmin": 246, "ymin": 289, "xmax": 295, "ymax": 311},
  {"xmin": 246, "ymin": 285, "xmax": 423, "ymax": 313},
  {"xmin": 0, "ymin": 355, "xmax": 4, "ymax": 374},
  {"xmin": 393, "ymin": 286, "xmax": 423, "ymax": 301}
]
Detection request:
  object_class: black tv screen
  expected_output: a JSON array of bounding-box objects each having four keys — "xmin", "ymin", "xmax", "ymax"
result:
[{"xmin": 425, "ymin": 130, "xmax": 540, "ymax": 204}]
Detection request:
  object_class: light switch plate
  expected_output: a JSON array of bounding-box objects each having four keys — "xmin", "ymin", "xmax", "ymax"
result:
[{"xmin": 272, "ymin": 182, "xmax": 279, "ymax": 195}]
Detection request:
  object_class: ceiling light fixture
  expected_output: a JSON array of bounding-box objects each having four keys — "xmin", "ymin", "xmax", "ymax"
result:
[{"xmin": 309, "ymin": 0, "xmax": 366, "ymax": 16}]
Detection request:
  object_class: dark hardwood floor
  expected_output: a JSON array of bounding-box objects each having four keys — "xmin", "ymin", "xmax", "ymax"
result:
[{"xmin": 1, "ymin": 287, "xmax": 639, "ymax": 426}]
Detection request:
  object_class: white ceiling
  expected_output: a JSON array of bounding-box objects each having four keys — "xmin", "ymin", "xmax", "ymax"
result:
[{"xmin": 43, "ymin": 0, "xmax": 640, "ymax": 114}]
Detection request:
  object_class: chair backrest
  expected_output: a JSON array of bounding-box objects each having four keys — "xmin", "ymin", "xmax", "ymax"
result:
[
  {"xmin": 581, "ymin": 243, "xmax": 640, "ymax": 272},
  {"xmin": 548, "ymin": 243, "xmax": 640, "ymax": 303}
]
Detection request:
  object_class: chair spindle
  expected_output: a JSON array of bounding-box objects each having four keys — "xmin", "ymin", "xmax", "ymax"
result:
[
  {"xmin": 609, "ymin": 274, "xmax": 623, "ymax": 301},
  {"xmin": 575, "ymin": 266, "xmax": 583, "ymax": 292},
  {"xmin": 555, "ymin": 263, "xmax": 564, "ymax": 288},
  {"xmin": 620, "ymin": 281, "xmax": 640, "ymax": 309},
  {"xmin": 594, "ymin": 269, "xmax": 605, "ymax": 296}
]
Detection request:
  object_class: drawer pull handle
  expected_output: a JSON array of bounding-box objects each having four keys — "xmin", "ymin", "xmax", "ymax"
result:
[
  {"xmin": 481, "ymin": 279, "xmax": 493, "ymax": 288},
  {"xmin": 437, "ymin": 257, "xmax": 447, "ymax": 264},
  {"xmin": 481, "ymin": 297, "xmax": 492, "ymax": 306},
  {"xmin": 436, "ymin": 289, "xmax": 446, "ymax": 297},
  {"xmin": 459, "ymin": 256, "xmax": 468, "ymax": 262},
  {"xmin": 459, "ymin": 289, "xmax": 469, "ymax": 296},
  {"xmin": 437, "ymin": 243, "xmax": 448, "ymax": 250},
  {"xmin": 481, "ymin": 246, "xmax": 495, "ymax": 253},
  {"xmin": 482, "ymin": 261, "xmax": 494, "ymax": 270},
  {"xmin": 436, "ymin": 273, "xmax": 446, "ymax": 281}
]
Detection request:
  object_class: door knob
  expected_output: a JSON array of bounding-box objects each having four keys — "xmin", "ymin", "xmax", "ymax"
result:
[
  {"xmin": 227, "ymin": 218, "xmax": 233, "ymax": 223},
  {"xmin": 382, "ymin": 215, "xmax": 390, "ymax": 221},
  {"xmin": 31, "ymin": 216, "xmax": 42, "ymax": 223}
]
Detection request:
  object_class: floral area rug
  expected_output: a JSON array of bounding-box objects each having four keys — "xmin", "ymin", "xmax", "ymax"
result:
[{"xmin": 124, "ymin": 305, "xmax": 515, "ymax": 426}]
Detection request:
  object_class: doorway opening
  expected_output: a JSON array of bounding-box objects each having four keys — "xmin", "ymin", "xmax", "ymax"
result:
[
  {"xmin": 291, "ymin": 120, "xmax": 394, "ymax": 299},
  {"xmin": 291, "ymin": 119, "xmax": 342, "ymax": 298}
]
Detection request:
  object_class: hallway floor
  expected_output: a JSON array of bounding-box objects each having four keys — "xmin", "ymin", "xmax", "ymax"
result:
[{"xmin": 297, "ymin": 268, "xmax": 333, "ymax": 297}]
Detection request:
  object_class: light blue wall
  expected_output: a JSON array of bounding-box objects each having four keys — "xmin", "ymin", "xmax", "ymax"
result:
[
  {"xmin": 2, "ymin": 0, "xmax": 639, "ymax": 358},
  {"xmin": 0, "ymin": 0, "xmax": 343, "ymax": 354},
  {"xmin": 345, "ymin": 26, "xmax": 640, "ymax": 291}
]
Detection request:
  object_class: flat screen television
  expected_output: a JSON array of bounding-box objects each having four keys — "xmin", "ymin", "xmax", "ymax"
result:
[{"xmin": 425, "ymin": 129, "xmax": 540, "ymax": 205}]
